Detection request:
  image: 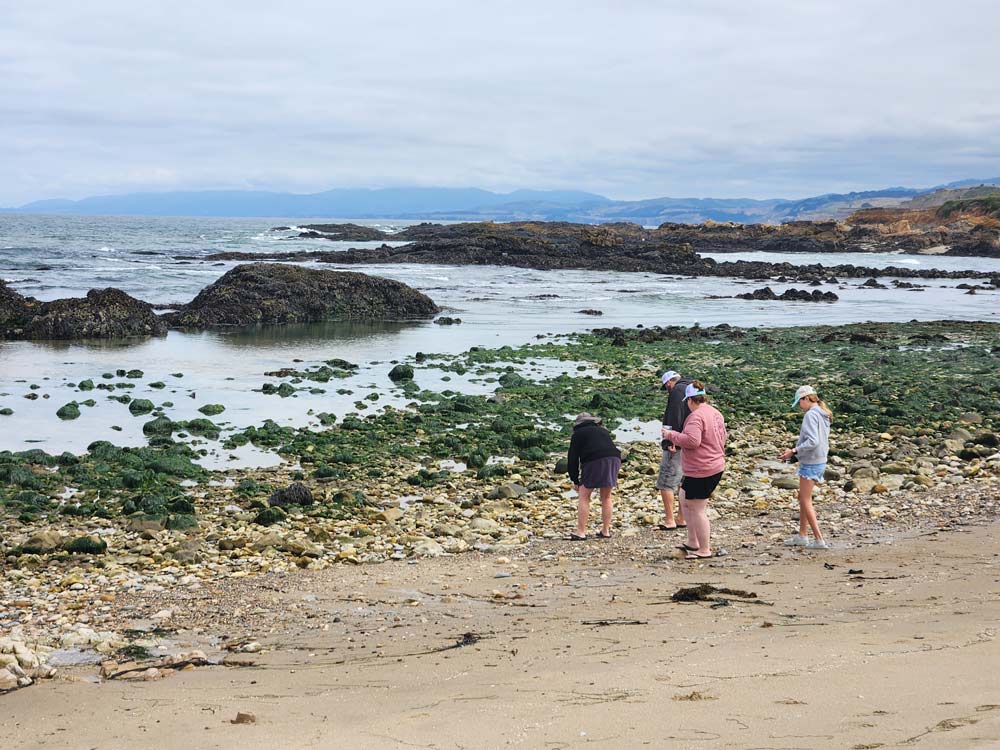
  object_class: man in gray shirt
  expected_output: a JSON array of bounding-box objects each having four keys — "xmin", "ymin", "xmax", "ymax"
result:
[{"xmin": 656, "ymin": 370, "xmax": 692, "ymax": 530}]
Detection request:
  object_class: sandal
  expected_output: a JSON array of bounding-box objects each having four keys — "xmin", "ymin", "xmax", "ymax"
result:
[
  {"xmin": 568, "ymin": 533, "xmax": 587, "ymax": 541},
  {"xmin": 597, "ymin": 531, "xmax": 612, "ymax": 539},
  {"xmin": 657, "ymin": 523, "xmax": 688, "ymax": 531},
  {"xmin": 684, "ymin": 552, "xmax": 713, "ymax": 560},
  {"xmin": 676, "ymin": 544, "xmax": 699, "ymax": 552}
]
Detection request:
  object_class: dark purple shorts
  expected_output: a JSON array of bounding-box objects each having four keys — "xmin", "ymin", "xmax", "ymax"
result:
[{"xmin": 580, "ymin": 456, "xmax": 621, "ymax": 489}]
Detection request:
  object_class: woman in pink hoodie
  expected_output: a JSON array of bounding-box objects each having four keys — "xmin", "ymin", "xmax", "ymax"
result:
[{"xmin": 662, "ymin": 380, "xmax": 727, "ymax": 560}]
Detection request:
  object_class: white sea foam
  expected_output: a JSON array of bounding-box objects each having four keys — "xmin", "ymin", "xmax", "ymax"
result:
[{"xmin": 98, "ymin": 246, "xmax": 115, "ymax": 252}]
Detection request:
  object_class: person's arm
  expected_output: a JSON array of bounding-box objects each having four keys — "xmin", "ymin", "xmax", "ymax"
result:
[
  {"xmin": 667, "ymin": 412, "xmax": 703, "ymax": 450},
  {"xmin": 567, "ymin": 434, "xmax": 581, "ymax": 486}
]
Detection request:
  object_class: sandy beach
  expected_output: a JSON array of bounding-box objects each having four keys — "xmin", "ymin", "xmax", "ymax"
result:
[{"xmin": 4, "ymin": 510, "xmax": 999, "ymax": 750}]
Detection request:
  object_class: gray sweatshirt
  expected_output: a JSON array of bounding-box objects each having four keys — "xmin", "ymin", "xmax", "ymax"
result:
[{"xmin": 796, "ymin": 405, "xmax": 831, "ymax": 464}]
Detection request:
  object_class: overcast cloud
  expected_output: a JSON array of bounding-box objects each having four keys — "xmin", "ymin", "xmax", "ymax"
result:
[{"xmin": 2, "ymin": 0, "xmax": 999, "ymax": 204}]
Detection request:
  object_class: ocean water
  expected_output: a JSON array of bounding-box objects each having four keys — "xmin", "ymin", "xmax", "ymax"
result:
[{"xmin": 2, "ymin": 213, "xmax": 998, "ymax": 459}]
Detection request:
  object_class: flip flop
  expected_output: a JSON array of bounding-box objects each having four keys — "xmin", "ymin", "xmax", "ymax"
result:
[
  {"xmin": 568, "ymin": 533, "xmax": 587, "ymax": 541},
  {"xmin": 597, "ymin": 531, "xmax": 612, "ymax": 539},
  {"xmin": 676, "ymin": 544, "xmax": 699, "ymax": 552},
  {"xmin": 684, "ymin": 552, "xmax": 713, "ymax": 560},
  {"xmin": 656, "ymin": 523, "xmax": 677, "ymax": 531}
]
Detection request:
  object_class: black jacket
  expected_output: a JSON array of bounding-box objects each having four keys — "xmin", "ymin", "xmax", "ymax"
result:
[
  {"xmin": 661, "ymin": 377, "xmax": 692, "ymax": 449},
  {"xmin": 567, "ymin": 422, "xmax": 621, "ymax": 485}
]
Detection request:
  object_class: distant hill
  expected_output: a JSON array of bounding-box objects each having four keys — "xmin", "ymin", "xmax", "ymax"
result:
[
  {"xmin": 3, "ymin": 188, "xmax": 611, "ymax": 219},
  {"xmin": 4, "ymin": 178, "xmax": 1000, "ymax": 224},
  {"xmin": 900, "ymin": 184, "xmax": 1000, "ymax": 210}
]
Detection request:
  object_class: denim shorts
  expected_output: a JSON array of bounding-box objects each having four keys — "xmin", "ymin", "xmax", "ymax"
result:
[{"xmin": 797, "ymin": 462, "xmax": 826, "ymax": 482}]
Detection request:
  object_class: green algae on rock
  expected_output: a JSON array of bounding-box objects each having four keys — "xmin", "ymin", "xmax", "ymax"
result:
[{"xmin": 56, "ymin": 402, "xmax": 81, "ymax": 420}]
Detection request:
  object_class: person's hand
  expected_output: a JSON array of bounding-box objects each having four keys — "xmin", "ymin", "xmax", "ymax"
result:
[
  {"xmin": 779, "ymin": 448, "xmax": 794, "ymax": 461},
  {"xmin": 661, "ymin": 427, "xmax": 671, "ymax": 439},
  {"xmin": 668, "ymin": 444, "xmax": 677, "ymax": 453}
]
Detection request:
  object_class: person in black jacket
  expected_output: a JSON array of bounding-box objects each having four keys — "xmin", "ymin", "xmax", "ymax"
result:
[
  {"xmin": 567, "ymin": 412, "xmax": 621, "ymax": 540},
  {"xmin": 656, "ymin": 371, "xmax": 692, "ymax": 531}
]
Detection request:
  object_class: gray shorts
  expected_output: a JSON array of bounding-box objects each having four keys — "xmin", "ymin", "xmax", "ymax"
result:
[{"xmin": 655, "ymin": 448, "xmax": 683, "ymax": 491}]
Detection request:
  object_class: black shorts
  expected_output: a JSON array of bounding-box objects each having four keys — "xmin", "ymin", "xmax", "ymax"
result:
[{"xmin": 681, "ymin": 471, "xmax": 723, "ymax": 500}]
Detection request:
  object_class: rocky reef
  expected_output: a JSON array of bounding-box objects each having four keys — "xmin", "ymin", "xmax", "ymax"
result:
[
  {"xmin": 272, "ymin": 212, "xmax": 1000, "ymax": 258},
  {"xmin": 735, "ymin": 286, "xmax": 839, "ymax": 302},
  {"xmin": 196, "ymin": 221, "xmax": 1000, "ymax": 279},
  {"xmin": 0, "ymin": 283, "xmax": 166, "ymax": 341},
  {"xmin": 164, "ymin": 263, "xmax": 439, "ymax": 328}
]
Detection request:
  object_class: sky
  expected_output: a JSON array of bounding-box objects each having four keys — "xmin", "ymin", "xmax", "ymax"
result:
[{"xmin": 2, "ymin": 0, "xmax": 999, "ymax": 205}]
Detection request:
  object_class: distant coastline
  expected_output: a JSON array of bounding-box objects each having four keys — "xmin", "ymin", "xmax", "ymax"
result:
[{"xmin": 4, "ymin": 178, "xmax": 1000, "ymax": 224}]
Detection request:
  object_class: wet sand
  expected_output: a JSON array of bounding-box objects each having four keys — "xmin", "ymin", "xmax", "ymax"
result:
[{"xmin": 4, "ymin": 518, "xmax": 999, "ymax": 749}]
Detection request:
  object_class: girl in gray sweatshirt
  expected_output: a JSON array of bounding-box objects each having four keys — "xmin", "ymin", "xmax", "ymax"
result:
[{"xmin": 780, "ymin": 385, "xmax": 833, "ymax": 549}]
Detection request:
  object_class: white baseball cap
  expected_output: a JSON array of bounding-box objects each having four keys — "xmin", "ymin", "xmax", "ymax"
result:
[
  {"xmin": 661, "ymin": 370, "xmax": 680, "ymax": 386},
  {"xmin": 793, "ymin": 385, "xmax": 816, "ymax": 406},
  {"xmin": 684, "ymin": 383, "xmax": 707, "ymax": 399}
]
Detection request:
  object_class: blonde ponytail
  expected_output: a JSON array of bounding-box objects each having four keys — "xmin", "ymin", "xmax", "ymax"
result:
[{"xmin": 804, "ymin": 393, "xmax": 833, "ymax": 422}]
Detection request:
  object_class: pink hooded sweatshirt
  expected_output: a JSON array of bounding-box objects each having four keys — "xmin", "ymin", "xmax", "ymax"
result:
[{"xmin": 665, "ymin": 404, "xmax": 727, "ymax": 477}]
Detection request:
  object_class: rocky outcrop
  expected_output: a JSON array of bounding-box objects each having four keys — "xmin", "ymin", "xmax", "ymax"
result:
[
  {"xmin": 164, "ymin": 263, "xmax": 439, "ymax": 328},
  {"xmin": 0, "ymin": 283, "xmax": 166, "ymax": 341},
  {"xmin": 735, "ymin": 287, "xmax": 839, "ymax": 302},
  {"xmin": 182, "ymin": 221, "xmax": 1000, "ymax": 280},
  {"xmin": 286, "ymin": 223, "xmax": 388, "ymax": 241},
  {"xmin": 0, "ymin": 281, "xmax": 36, "ymax": 331}
]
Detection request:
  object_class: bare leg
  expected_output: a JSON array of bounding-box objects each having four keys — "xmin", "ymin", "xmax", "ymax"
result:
[
  {"xmin": 660, "ymin": 488, "xmax": 685, "ymax": 527},
  {"xmin": 599, "ymin": 487, "xmax": 613, "ymax": 536},
  {"xmin": 797, "ymin": 478, "xmax": 823, "ymax": 540},
  {"xmin": 576, "ymin": 486, "xmax": 592, "ymax": 537},
  {"xmin": 681, "ymin": 495, "xmax": 700, "ymax": 550},
  {"xmin": 686, "ymin": 498, "xmax": 711, "ymax": 555}
]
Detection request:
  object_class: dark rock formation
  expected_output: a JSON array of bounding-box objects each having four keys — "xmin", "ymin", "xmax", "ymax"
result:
[
  {"xmin": 735, "ymin": 287, "xmax": 839, "ymax": 302},
  {"xmin": 0, "ymin": 281, "xmax": 35, "ymax": 330},
  {"xmin": 182, "ymin": 222, "xmax": 998, "ymax": 281},
  {"xmin": 291, "ymin": 223, "xmax": 388, "ymax": 241},
  {"xmin": 164, "ymin": 263, "xmax": 439, "ymax": 328},
  {"xmin": 268, "ymin": 482, "xmax": 314, "ymax": 508},
  {"xmin": 388, "ymin": 364, "xmax": 415, "ymax": 381},
  {"xmin": 0, "ymin": 283, "xmax": 166, "ymax": 341}
]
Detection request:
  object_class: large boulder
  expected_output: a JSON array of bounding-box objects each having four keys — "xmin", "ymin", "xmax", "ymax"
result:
[
  {"xmin": 1, "ymin": 283, "xmax": 166, "ymax": 340},
  {"xmin": 0, "ymin": 281, "xmax": 40, "ymax": 334},
  {"xmin": 165, "ymin": 263, "xmax": 440, "ymax": 328}
]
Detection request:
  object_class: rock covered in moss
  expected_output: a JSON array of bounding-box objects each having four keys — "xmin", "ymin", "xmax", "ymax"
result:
[
  {"xmin": 128, "ymin": 399, "xmax": 155, "ymax": 415},
  {"xmin": 164, "ymin": 263, "xmax": 439, "ymax": 328},
  {"xmin": 253, "ymin": 506, "xmax": 287, "ymax": 526},
  {"xmin": 56, "ymin": 402, "xmax": 81, "ymax": 420},
  {"xmin": 64, "ymin": 535, "xmax": 108, "ymax": 555},
  {"xmin": 388, "ymin": 364, "xmax": 415, "ymax": 382},
  {"xmin": 143, "ymin": 416, "xmax": 177, "ymax": 436},
  {"xmin": 198, "ymin": 404, "xmax": 225, "ymax": 416}
]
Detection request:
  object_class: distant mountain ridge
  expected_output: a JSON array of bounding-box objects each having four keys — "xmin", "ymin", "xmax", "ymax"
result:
[{"xmin": 3, "ymin": 179, "xmax": 999, "ymax": 224}]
